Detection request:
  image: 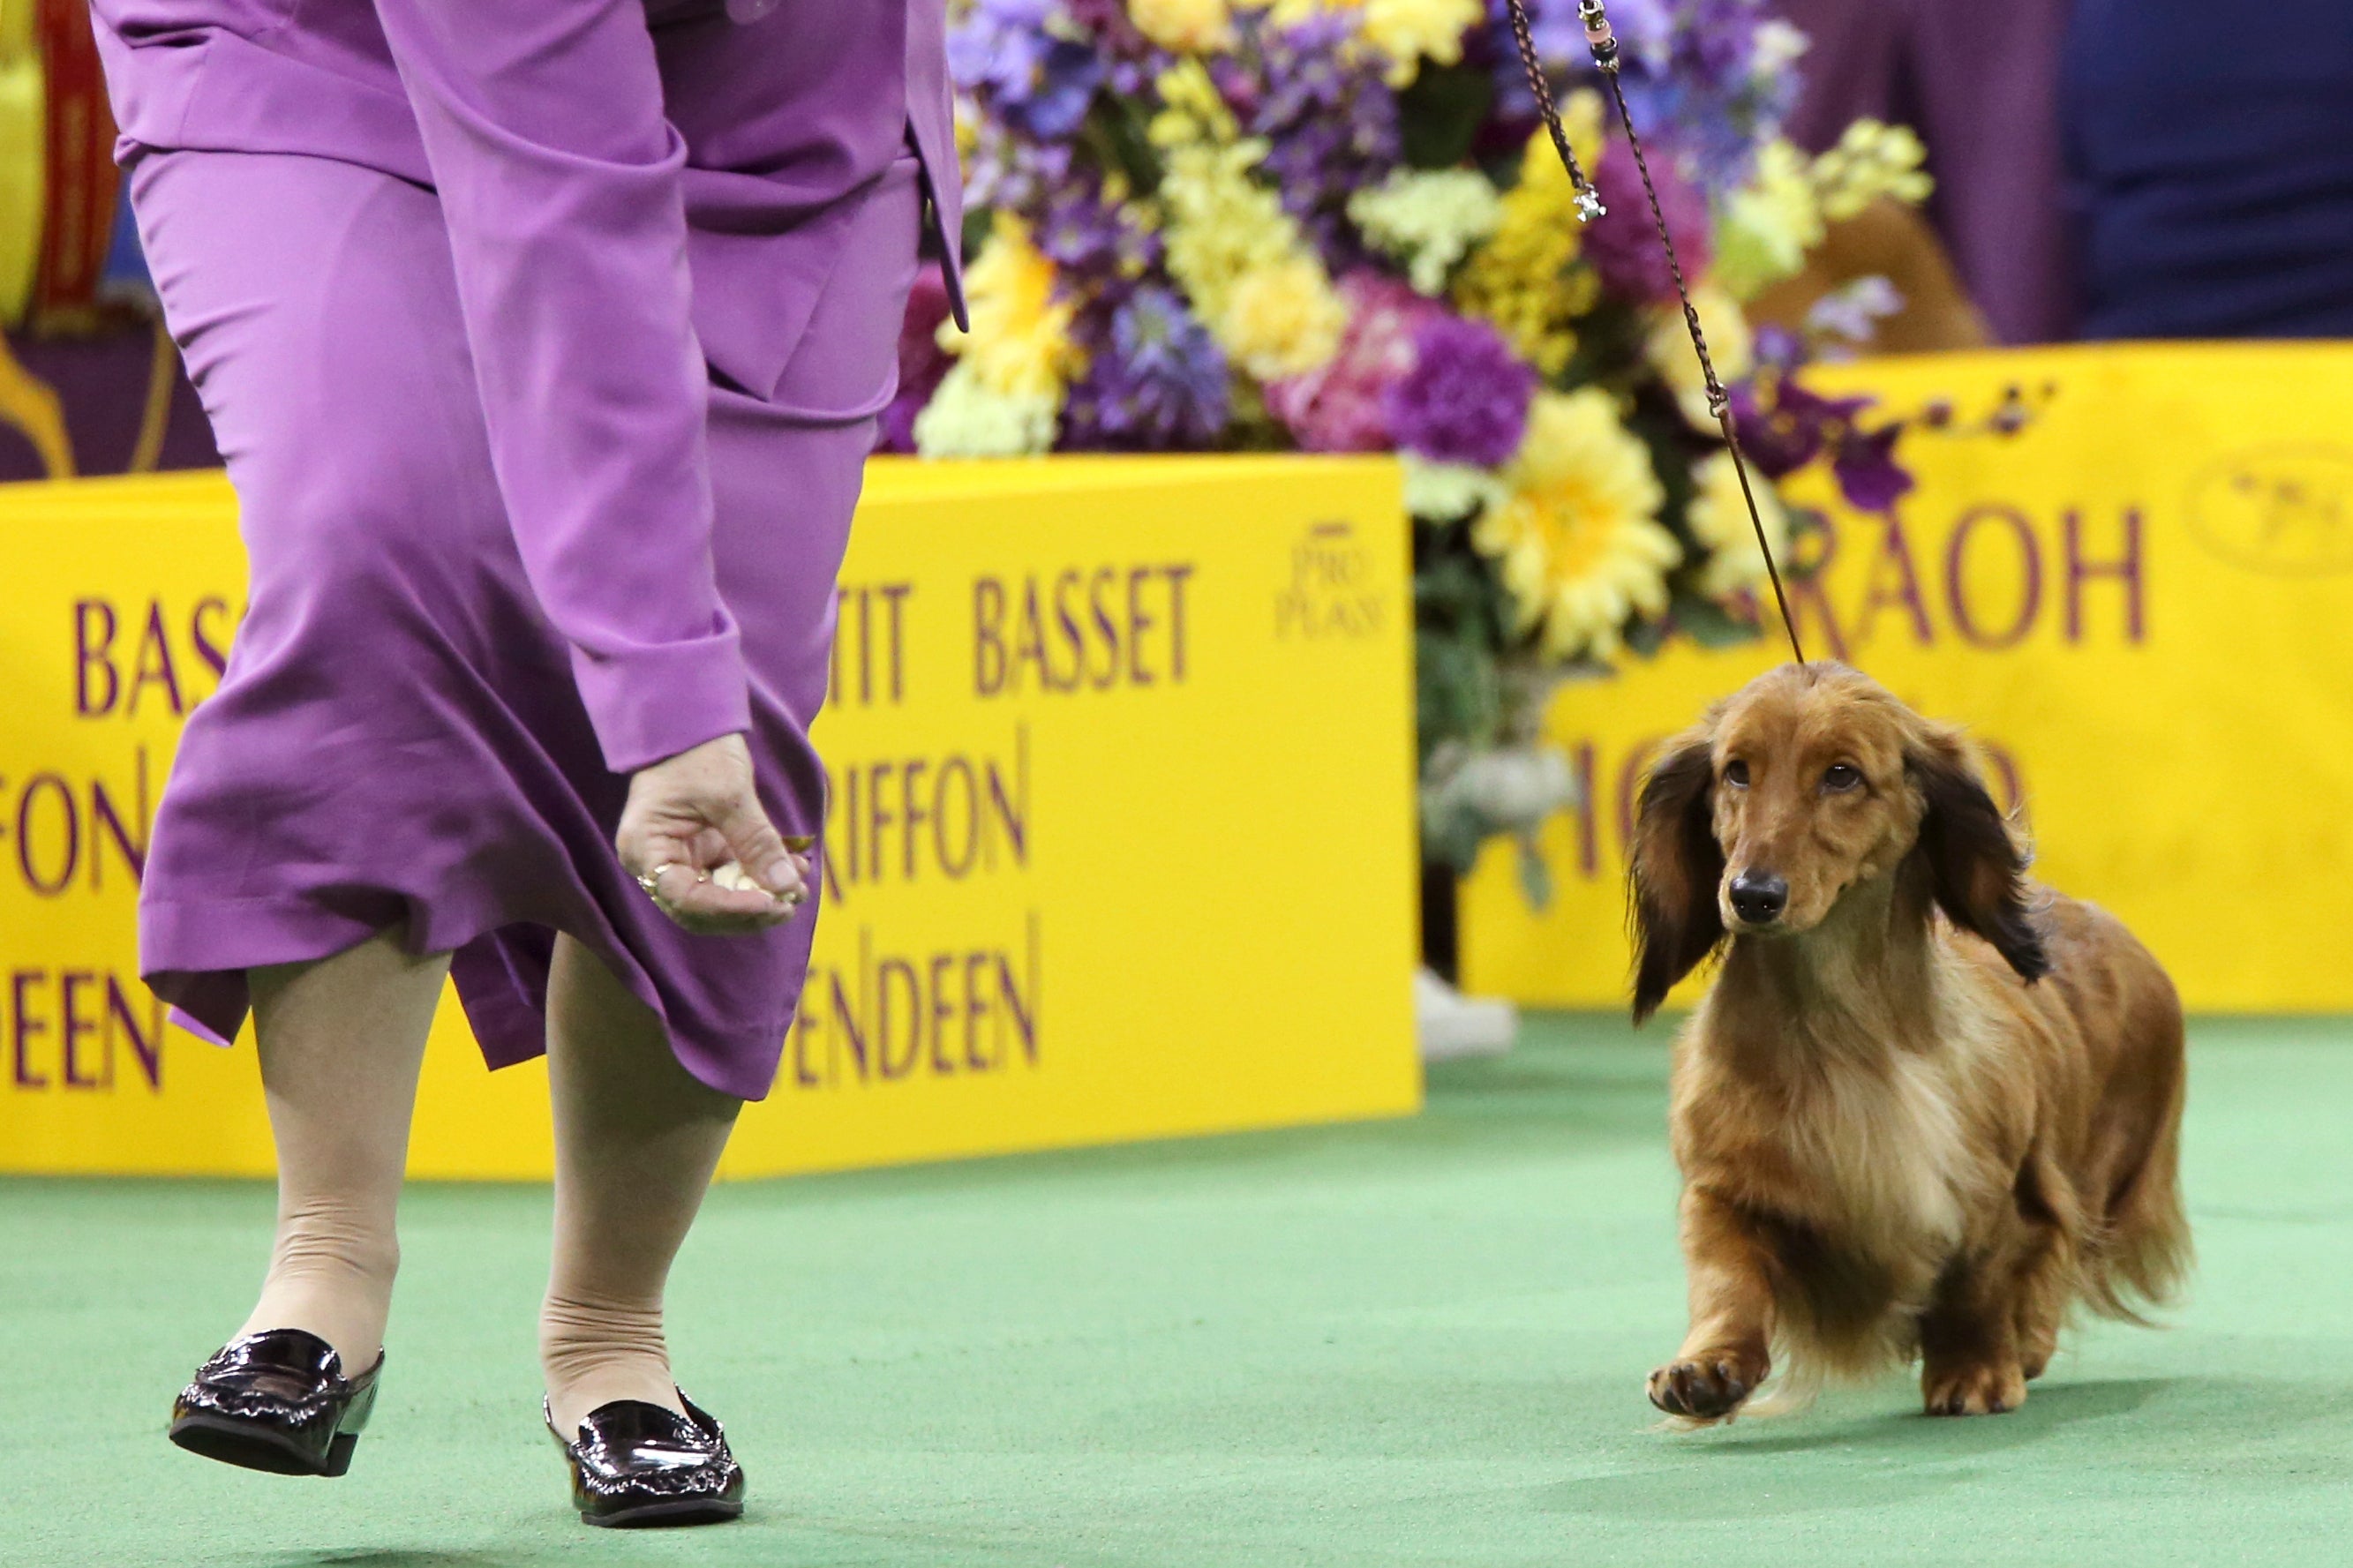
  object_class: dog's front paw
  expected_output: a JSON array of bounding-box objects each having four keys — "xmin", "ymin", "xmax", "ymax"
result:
[
  {"xmin": 1921, "ymin": 1360, "xmax": 2027, "ymax": 1417},
  {"xmin": 1648, "ymin": 1352, "xmax": 1763, "ymax": 1422}
]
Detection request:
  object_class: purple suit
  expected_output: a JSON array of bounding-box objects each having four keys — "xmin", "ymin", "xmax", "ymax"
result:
[
  {"xmin": 1773, "ymin": 0, "xmax": 2075, "ymax": 346},
  {"xmin": 90, "ymin": 0, "xmax": 962, "ymax": 1099}
]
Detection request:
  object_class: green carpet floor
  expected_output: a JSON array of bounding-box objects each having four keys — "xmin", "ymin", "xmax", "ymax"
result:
[{"xmin": 5, "ymin": 1013, "xmax": 2352, "ymax": 1567}]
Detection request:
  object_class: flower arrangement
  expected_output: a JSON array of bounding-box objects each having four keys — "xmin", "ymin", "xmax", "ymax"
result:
[{"xmin": 904, "ymin": 0, "xmax": 1935, "ymax": 895}]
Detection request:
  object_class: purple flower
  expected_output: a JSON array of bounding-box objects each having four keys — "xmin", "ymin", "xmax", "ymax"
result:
[
  {"xmin": 1384, "ymin": 315, "xmax": 1539, "ymax": 468},
  {"xmin": 1266, "ymin": 272, "xmax": 1443, "ymax": 453},
  {"xmin": 947, "ymin": 0, "xmax": 1051, "ymax": 95},
  {"xmin": 1035, "ymin": 184, "xmax": 1161, "ymax": 285},
  {"xmin": 877, "ymin": 271, "xmax": 958, "ymax": 455},
  {"xmin": 1832, "ymin": 422, "xmax": 1915, "ymax": 514},
  {"xmin": 1026, "ymin": 41, "xmax": 1108, "ymax": 137},
  {"xmin": 1062, "ymin": 0, "xmax": 1149, "ymax": 56},
  {"xmin": 1064, "ymin": 286, "xmax": 1230, "ymax": 451},
  {"xmin": 1582, "ymin": 142, "xmax": 1712, "ymax": 305},
  {"xmin": 1244, "ymin": 12, "xmax": 1402, "ymax": 268},
  {"xmin": 1656, "ymin": 0, "xmax": 1747, "ymax": 85},
  {"xmin": 1750, "ymin": 323, "xmax": 1806, "ymax": 376},
  {"xmin": 1806, "ymin": 275, "xmax": 1906, "ymax": 349},
  {"xmin": 963, "ymin": 117, "xmax": 1079, "ymax": 212},
  {"xmin": 949, "ymin": 0, "xmax": 1106, "ymax": 141},
  {"xmin": 1731, "ymin": 380, "xmax": 1872, "ymax": 480},
  {"xmin": 1061, "ymin": 0, "xmax": 1171, "ymax": 94},
  {"xmin": 1730, "ymin": 386, "xmax": 1813, "ymax": 480},
  {"xmin": 1485, "ymin": 0, "xmax": 1584, "ymax": 124},
  {"xmin": 1485, "ymin": 0, "xmax": 1791, "ymax": 194},
  {"xmin": 1211, "ymin": 56, "xmax": 1263, "ymax": 122}
]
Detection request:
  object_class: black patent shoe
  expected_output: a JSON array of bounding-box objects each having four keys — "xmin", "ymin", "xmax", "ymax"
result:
[
  {"xmin": 169, "ymin": 1329, "xmax": 382, "ymax": 1477},
  {"xmin": 546, "ymin": 1392, "xmax": 746, "ymax": 1527}
]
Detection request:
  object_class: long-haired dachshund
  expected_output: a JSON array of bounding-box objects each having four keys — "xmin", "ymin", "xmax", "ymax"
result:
[{"xmin": 1630, "ymin": 663, "xmax": 2188, "ymax": 1422}]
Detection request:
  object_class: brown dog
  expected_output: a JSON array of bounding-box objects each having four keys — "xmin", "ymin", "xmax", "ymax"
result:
[{"xmin": 1630, "ymin": 663, "xmax": 2188, "ymax": 1422}]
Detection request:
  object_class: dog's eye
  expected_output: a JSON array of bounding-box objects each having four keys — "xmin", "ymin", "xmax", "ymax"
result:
[
  {"xmin": 1823, "ymin": 762, "xmax": 1863, "ymax": 793},
  {"xmin": 1724, "ymin": 760, "xmax": 1749, "ymax": 788}
]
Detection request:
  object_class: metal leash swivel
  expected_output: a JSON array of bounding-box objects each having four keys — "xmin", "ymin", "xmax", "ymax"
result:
[{"xmin": 1502, "ymin": 0, "xmax": 1810, "ymax": 667}]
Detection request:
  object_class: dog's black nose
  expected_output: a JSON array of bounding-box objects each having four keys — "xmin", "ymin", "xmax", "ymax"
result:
[{"xmin": 1729, "ymin": 872, "xmax": 1788, "ymax": 925}]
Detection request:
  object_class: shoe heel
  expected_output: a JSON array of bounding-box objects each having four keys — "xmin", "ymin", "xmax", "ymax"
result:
[{"xmin": 323, "ymin": 1433, "xmax": 359, "ymax": 1478}]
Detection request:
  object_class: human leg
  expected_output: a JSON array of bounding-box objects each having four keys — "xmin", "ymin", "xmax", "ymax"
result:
[
  {"xmin": 235, "ymin": 924, "xmax": 450, "ymax": 1371},
  {"xmin": 540, "ymin": 931, "xmax": 741, "ymax": 1438},
  {"xmin": 169, "ymin": 924, "xmax": 447, "ymax": 1476}
]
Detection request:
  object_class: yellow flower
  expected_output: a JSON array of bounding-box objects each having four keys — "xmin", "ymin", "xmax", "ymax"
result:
[
  {"xmin": 1475, "ymin": 389, "xmax": 1679, "ymax": 663},
  {"xmin": 1813, "ymin": 119, "xmax": 1933, "ymax": 222},
  {"xmin": 1150, "ymin": 59, "xmax": 1343, "ymax": 379},
  {"xmin": 1221, "ymin": 256, "xmax": 1349, "ymax": 379},
  {"xmin": 1714, "ymin": 139, "xmax": 1823, "ymax": 300},
  {"xmin": 944, "ymin": 214, "xmax": 1085, "ymax": 401},
  {"xmin": 1645, "ymin": 282, "xmax": 1753, "ymax": 430},
  {"xmin": 913, "ymin": 361, "xmax": 1060, "ymax": 458},
  {"xmin": 1154, "ymin": 140, "xmax": 1276, "ymax": 325},
  {"xmin": 1455, "ymin": 102, "xmax": 1606, "ymax": 377},
  {"xmin": 1686, "ymin": 450, "xmax": 1792, "ymax": 602},
  {"xmin": 1402, "ymin": 455, "xmax": 1509, "ymax": 522},
  {"xmin": 1148, "ymin": 55, "xmax": 1242, "ymax": 146},
  {"xmin": 1263, "ymin": 0, "xmax": 1479, "ymax": 85},
  {"xmin": 1128, "ymin": 0, "xmax": 1234, "ymax": 53},
  {"xmin": 954, "ymin": 101, "xmax": 980, "ymax": 169},
  {"xmin": 1359, "ymin": 0, "xmax": 1483, "ymax": 86},
  {"xmin": 1349, "ymin": 168, "xmax": 1502, "ymax": 295}
]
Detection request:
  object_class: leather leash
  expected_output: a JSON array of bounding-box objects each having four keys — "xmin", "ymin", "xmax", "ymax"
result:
[{"xmin": 1501, "ymin": 0, "xmax": 1810, "ymax": 666}]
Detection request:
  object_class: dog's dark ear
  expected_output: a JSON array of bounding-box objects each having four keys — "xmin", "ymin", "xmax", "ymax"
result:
[
  {"xmin": 1908, "ymin": 731, "xmax": 2049, "ymax": 982},
  {"xmin": 1629, "ymin": 731, "xmax": 1726, "ymax": 1023}
]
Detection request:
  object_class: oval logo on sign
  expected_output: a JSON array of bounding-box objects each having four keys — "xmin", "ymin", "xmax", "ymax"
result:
[{"xmin": 2187, "ymin": 446, "xmax": 2353, "ymax": 576}]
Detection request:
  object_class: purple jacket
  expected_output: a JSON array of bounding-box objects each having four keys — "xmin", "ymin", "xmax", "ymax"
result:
[
  {"xmin": 88, "ymin": 0, "xmax": 965, "ymax": 774},
  {"xmin": 1775, "ymin": 0, "xmax": 2075, "ymax": 346}
]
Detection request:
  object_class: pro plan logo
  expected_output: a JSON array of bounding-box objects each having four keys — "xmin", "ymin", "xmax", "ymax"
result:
[
  {"xmin": 2188, "ymin": 445, "xmax": 2353, "ymax": 577},
  {"xmin": 1276, "ymin": 520, "xmax": 1386, "ymax": 640}
]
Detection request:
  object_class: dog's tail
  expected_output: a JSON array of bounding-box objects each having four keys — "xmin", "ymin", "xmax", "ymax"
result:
[{"xmin": 2084, "ymin": 1041, "xmax": 2192, "ymax": 1324}]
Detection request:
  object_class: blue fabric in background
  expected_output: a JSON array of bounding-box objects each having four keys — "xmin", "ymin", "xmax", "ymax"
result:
[{"xmin": 2064, "ymin": 0, "xmax": 2353, "ymax": 339}]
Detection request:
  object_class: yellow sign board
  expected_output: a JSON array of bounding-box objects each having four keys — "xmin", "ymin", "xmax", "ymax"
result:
[
  {"xmin": 0, "ymin": 456, "xmax": 1422, "ymax": 1178},
  {"xmin": 1463, "ymin": 341, "xmax": 2353, "ymax": 1014}
]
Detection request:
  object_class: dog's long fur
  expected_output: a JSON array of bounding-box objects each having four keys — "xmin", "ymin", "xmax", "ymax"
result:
[{"xmin": 1631, "ymin": 664, "xmax": 2189, "ymax": 1422}]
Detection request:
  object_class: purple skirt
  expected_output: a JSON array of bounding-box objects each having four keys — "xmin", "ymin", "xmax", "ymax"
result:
[{"xmin": 126, "ymin": 146, "xmax": 922, "ymax": 1100}]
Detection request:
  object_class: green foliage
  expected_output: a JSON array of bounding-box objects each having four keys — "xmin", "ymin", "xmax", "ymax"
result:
[
  {"xmin": 1084, "ymin": 92, "xmax": 1164, "ymax": 196},
  {"xmin": 1673, "ymin": 589, "xmax": 1765, "ymax": 649},
  {"xmin": 1396, "ymin": 63, "xmax": 1495, "ymax": 171},
  {"xmin": 1418, "ymin": 767, "xmax": 1492, "ymax": 878},
  {"xmin": 1412, "ymin": 534, "xmax": 1513, "ymax": 769},
  {"xmin": 1515, "ymin": 835, "xmax": 1554, "ymax": 909}
]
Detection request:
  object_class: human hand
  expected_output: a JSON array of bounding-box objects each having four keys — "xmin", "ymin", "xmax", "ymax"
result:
[{"xmin": 616, "ymin": 733, "xmax": 811, "ymax": 934}]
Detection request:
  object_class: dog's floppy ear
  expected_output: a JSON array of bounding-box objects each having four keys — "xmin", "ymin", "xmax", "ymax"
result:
[
  {"xmin": 1629, "ymin": 729, "xmax": 1726, "ymax": 1023},
  {"xmin": 1907, "ymin": 729, "xmax": 2049, "ymax": 982}
]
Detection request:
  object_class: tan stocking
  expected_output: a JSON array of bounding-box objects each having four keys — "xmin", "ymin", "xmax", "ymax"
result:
[
  {"xmin": 540, "ymin": 932, "xmax": 741, "ymax": 1438},
  {"xmin": 237, "ymin": 923, "xmax": 449, "ymax": 1374}
]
